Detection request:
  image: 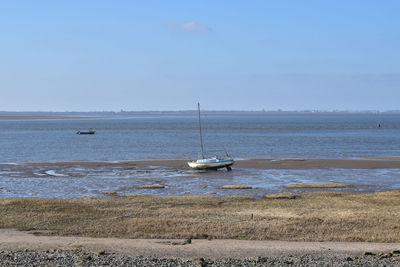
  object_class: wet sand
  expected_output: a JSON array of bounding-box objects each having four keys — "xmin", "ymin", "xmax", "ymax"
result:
[
  {"xmin": 235, "ymin": 158, "xmax": 400, "ymax": 169},
  {"xmin": 2, "ymin": 158, "xmax": 400, "ymax": 198},
  {"xmin": 1, "ymin": 229, "xmax": 399, "ymax": 259},
  {"xmin": 32, "ymin": 157, "xmax": 400, "ymax": 169}
]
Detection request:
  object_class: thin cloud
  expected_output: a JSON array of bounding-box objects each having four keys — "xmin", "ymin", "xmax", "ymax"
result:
[{"xmin": 168, "ymin": 21, "xmax": 212, "ymax": 33}]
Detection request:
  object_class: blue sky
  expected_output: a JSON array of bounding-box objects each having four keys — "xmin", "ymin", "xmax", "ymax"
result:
[{"xmin": 1, "ymin": 1, "xmax": 399, "ymax": 111}]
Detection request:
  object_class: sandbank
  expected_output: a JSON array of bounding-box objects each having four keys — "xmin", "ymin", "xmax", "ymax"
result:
[{"xmin": 28, "ymin": 157, "xmax": 400, "ymax": 169}]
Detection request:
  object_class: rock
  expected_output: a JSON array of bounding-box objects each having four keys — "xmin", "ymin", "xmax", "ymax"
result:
[
  {"xmin": 283, "ymin": 259, "xmax": 294, "ymax": 264},
  {"xmin": 192, "ymin": 258, "xmax": 207, "ymax": 267},
  {"xmin": 172, "ymin": 239, "xmax": 192, "ymax": 246},
  {"xmin": 98, "ymin": 250, "xmax": 106, "ymax": 255},
  {"xmin": 3, "ymin": 249, "xmax": 400, "ymax": 266},
  {"xmin": 81, "ymin": 255, "xmax": 92, "ymax": 261},
  {"xmin": 379, "ymin": 253, "xmax": 392, "ymax": 259},
  {"xmin": 363, "ymin": 251, "xmax": 375, "ymax": 256}
]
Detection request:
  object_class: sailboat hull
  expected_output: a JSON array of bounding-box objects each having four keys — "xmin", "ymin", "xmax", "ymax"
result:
[{"xmin": 188, "ymin": 158, "xmax": 234, "ymax": 170}]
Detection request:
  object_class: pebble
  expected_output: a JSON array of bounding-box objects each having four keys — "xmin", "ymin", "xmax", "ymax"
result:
[{"xmin": 0, "ymin": 250, "xmax": 400, "ymax": 266}]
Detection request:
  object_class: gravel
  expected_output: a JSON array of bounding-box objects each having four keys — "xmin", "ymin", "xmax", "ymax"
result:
[{"xmin": 1, "ymin": 250, "xmax": 400, "ymax": 266}]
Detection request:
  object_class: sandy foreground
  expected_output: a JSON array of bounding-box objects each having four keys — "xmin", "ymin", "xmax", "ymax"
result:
[
  {"xmin": 36, "ymin": 157, "xmax": 400, "ymax": 170},
  {"xmin": 1, "ymin": 229, "xmax": 399, "ymax": 259}
]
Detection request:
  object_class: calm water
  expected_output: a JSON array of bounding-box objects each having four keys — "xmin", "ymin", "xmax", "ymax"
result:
[
  {"xmin": 1, "ymin": 163, "xmax": 399, "ymax": 198},
  {"xmin": 1, "ymin": 114, "xmax": 400, "ymax": 162},
  {"xmin": 1, "ymin": 114, "xmax": 400, "ymax": 198}
]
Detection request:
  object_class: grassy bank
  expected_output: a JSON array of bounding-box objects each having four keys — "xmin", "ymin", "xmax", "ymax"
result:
[{"xmin": 1, "ymin": 191, "xmax": 400, "ymax": 242}]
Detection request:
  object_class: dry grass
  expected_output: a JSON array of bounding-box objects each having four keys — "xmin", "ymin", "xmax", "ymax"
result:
[
  {"xmin": 284, "ymin": 183, "xmax": 354, "ymax": 189},
  {"xmin": 221, "ymin": 185, "xmax": 252, "ymax": 189},
  {"xmin": 1, "ymin": 191, "xmax": 400, "ymax": 242}
]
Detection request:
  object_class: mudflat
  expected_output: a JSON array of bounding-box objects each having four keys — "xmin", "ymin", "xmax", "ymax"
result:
[
  {"xmin": 30, "ymin": 157, "xmax": 400, "ymax": 169},
  {"xmin": 236, "ymin": 157, "xmax": 400, "ymax": 169}
]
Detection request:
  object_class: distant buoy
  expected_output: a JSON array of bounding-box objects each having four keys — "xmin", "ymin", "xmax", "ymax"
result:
[{"xmin": 377, "ymin": 123, "xmax": 381, "ymax": 128}]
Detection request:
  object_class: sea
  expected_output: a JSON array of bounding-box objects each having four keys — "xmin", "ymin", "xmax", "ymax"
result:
[
  {"xmin": 1, "ymin": 113, "xmax": 400, "ymax": 162},
  {"xmin": 1, "ymin": 113, "xmax": 400, "ymax": 198}
]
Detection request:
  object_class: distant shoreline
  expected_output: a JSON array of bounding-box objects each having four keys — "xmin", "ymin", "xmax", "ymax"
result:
[
  {"xmin": 1, "ymin": 111, "xmax": 399, "ymax": 121},
  {"xmin": 0, "ymin": 115, "xmax": 95, "ymax": 120},
  {"xmin": 1, "ymin": 110, "xmax": 400, "ymax": 117}
]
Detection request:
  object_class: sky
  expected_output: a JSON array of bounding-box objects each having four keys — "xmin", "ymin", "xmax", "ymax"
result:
[{"xmin": 1, "ymin": 1, "xmax": 400, "ymax": 111}]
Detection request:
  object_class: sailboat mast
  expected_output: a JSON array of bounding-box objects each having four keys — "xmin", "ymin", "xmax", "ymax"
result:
[{"xmin": 198, "ymin": 102, "xmax": 205, "ymax": 159}]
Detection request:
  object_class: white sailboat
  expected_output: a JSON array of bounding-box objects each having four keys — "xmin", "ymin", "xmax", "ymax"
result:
[{"xmin": 187, "ymin": 103, "xmax": 234, "ymax": 170}]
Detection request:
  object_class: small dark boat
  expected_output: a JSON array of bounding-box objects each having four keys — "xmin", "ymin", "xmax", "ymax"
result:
[{"xmin": 76, "ymin": 128, "xmax": 96, "ymax": 135}]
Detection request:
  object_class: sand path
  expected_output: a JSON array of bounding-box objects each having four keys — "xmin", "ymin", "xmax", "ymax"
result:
[{"xmin": 1, "ymin": 229, "xmax": 399, "ymax": 259}]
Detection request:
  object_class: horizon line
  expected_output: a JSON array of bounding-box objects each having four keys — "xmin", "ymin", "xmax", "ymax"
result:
[{"xmin": 1, "ymin": 109, "xmax": 400, "ymax": 114}]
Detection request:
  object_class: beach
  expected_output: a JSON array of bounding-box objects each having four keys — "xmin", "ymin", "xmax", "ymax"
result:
[
  {"xmin": 2, "ymin": 158, "xmax": 400, "ymax": 265},
  {"xmin": 4, "ymin": 228, "xmax": 400, "ymax": 258},
  {"xmin": 2, "ymin": 249, "xmax": 400, "ymax": 266},
  {"xmin": 1, "ymin": 189, "xmax": 400, "ymax": 265},
  {"xmin": 1, "ymin": 229, "xmax": 400, "ymax": 266}
]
